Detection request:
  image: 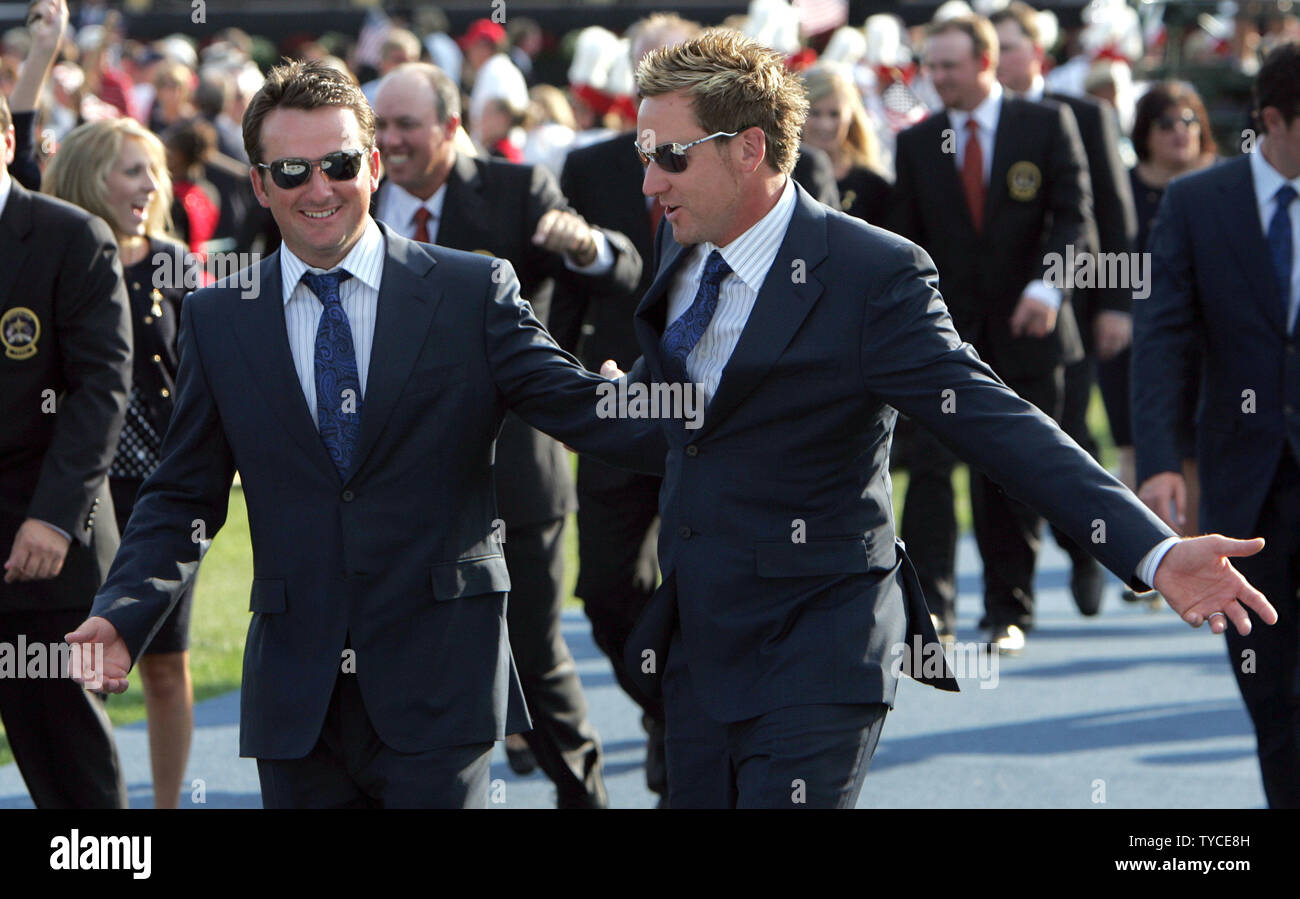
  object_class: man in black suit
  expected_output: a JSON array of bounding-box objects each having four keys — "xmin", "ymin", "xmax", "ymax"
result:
[
  {"xmin": 373, "ymin": 63, "xmax": 644, "ymax": 809},
  {"xmin": 68, "ymin": 60, "xmax": 663, "ymax": 809},
  {"xmin": 619, "ymin": 29, "xmax": 1272, "ymax": 809},
  {"xmin": 0, "ymin": 92, "xmax": 131, "ymax": 808},
  {"xmin": 992, "ymin": 1, "xmax": 1139, "ymax": 617},
  {"xmin": 890, "ymin": 14, "xmax": 1094, "ymax": 652},
  {"xmin": 1134, "ymin": 43, "xmax": 1300, "ymax": 807},
  {"xmin": 549, "ymin": 13, "xmax": 843, "ymax": 804}
]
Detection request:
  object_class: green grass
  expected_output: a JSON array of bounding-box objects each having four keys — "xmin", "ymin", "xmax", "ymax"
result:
[{"xmin": 0, "ymin": 388, "xmax": 1118, "ymax": 769}]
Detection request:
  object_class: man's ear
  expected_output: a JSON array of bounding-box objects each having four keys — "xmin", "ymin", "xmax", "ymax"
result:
[
  {"xmin": 248, "ymin": 165, "xmax": 271, "ymax": 209},
  {"xmin": 444, "ymin": 114, "xmax": 461, "ymax": 140},
  {"xmin": 736, "ymin": 126, "xmax": 767, "ymax": 174},
  {"xmin": 3, "ymin": 125, "xmax": 14, "ymax": 168},
  {"xmin": 367, "ymin": 146, "xmax": 381, "ymax": 191}
]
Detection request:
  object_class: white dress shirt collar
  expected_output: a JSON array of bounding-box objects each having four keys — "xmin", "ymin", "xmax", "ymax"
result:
[
  {"xmin": 948, "ymin": 80, "xmax": 1003, "ymax": 137},
  {"xmin": 1250, "ymin": 140, "xmax": 1300, "ymax": 226},
  {"xmin": 280, "ymin": 216, "xmax": 386, "ymax": 305},
  {"xmin": 0, "ymin": 164, "xmax": 12, "ymax": 220},
  {"xmin": 696, "ymin": 175, "xmax": 798, "ymax": 293},
  {"xmin": 376, "ymin": 179, "xmax": 447, "ymax": 241}
]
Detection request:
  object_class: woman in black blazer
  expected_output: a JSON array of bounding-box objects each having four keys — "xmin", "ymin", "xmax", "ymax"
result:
[
  {"xmin": 801, "ymin": 64, "xmax": 893, "ymax": 225},
  {"xmin": 44, "ymin": 118, "xmax": 200, "ymax": 809}
]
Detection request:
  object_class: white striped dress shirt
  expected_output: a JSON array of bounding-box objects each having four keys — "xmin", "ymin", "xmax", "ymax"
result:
[
  {"xmin": 280, "ymin": 217, "xmax": 387, "ymax": 427},
  {"xmin": 665, "ymin": 176, "xmax": 798, "ymax": 404}
]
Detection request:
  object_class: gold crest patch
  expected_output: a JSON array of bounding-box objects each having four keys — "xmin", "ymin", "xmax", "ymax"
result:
[
  {"xmin": 1, "ymin": 307, "xmax": 40, "ymax": 360},
  {"xmin": 1007, "ymin": 161, "xmax": 1042, "ymax": 201}
]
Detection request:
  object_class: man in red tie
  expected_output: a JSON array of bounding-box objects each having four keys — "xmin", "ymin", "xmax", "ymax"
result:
[{"xmin": 889, "ymin": 13, "xmax": 1095, "ymax": 654}]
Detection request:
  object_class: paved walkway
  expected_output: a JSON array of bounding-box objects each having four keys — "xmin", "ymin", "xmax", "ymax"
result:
[{"xmin": 0, "ymin": 535, "xmax": 1265, "ymax": 808}]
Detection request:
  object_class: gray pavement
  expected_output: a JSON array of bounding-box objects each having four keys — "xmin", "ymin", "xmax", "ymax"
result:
[{"xmin": 0, "ymin": 534, "xmax": 1265, "ymax": 808}]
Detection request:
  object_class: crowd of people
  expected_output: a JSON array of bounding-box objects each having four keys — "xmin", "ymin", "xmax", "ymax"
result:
[{"xmin": 1, "ymin": 0, "xmax": 1297, "ymax": 810}]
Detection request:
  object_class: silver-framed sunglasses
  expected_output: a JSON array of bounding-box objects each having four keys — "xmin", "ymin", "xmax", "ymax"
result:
[{"xmin": 634, "ymin": 130, "xmax": 743, "ymax": 173}]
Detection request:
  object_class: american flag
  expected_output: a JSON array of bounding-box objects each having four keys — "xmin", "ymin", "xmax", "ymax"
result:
[
  {"xmin": 794, "ymin": 0, "xmax": 848, "ymax": 39},
  {"xmin": 355, "ymin": 8, "xmax": 393, "ymax": 70}
]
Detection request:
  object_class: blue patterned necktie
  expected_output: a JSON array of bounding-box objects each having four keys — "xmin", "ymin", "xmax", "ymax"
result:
[
  {"xmin": 662, "ymin": 250, "xmax": 732, "ymax": 383},
  {"xmin": 302, "ymin": 269, "xmax": 361, "ymax": 478},
  {"xmin": 1268, "ymin": 184, "xmax": 1296, "ymax": 332}
]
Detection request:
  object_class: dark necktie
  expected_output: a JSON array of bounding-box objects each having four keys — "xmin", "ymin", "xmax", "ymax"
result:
[
  {"xmin": 413, "ymin": 207, "xmax": 433, "ymax": 243},
  {"xmin": 961, "ymin": 118, "xmax": 985, "ymax": 234},
  {"xmin": 1268, "ymin": 184, "xmax": 1296, "ymax": 331},
  {"xmin": 302, "ymin": 269, "xmax": 361, "ymax": 478},
  {"xmin": 661, "ymin": 250, "xmax": 731, "ymax": 383}
]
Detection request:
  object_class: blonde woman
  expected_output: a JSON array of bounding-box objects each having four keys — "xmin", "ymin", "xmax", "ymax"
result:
[
  {"xmin": 43, "ymin": 119, "xmax": 199, "ymax": 809},
  {"xmin": 801, "ymin": 64, "xmax": 893, "ymax": 225}
]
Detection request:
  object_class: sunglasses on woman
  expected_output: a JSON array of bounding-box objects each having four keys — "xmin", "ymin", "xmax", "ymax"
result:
[
  {"xmin": 1155, "ymin": 109, "xmax": 1198, "ymax": 131},
  {"xmin": 255, "ymin": 148, "xmax": 368, "ymax": 190},
  {"xmin": 634, "ymin": 130, "xmax": 742, "ymax": 173}
]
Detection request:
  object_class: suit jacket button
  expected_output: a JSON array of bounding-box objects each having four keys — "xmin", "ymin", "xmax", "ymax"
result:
[
  {"xmin": 153, "ymin": 354, "xmax": 162, "ymax": 363},
  {"xmin": 685, "ymin": 444, "xmax": 698, "ymax": 457},
  {"xmin": 342, "ymin": 490, "xmax": 355, "ymax": 502},
  {"xmin": 678, "ymin": 525, "xmax": 692, "ymax": 539},
  {"xmin": 160, "ymin": 388, "xmax": 170, "ymax": 398}
]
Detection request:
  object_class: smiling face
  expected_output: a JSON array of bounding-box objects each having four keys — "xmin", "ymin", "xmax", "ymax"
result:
[
  {"xmin": 374, "ymin": 70, "xmax": 458, "ymax": 200},
  {"xmin": 638, "ymin": 90, "xmax": 747, "ymax": 247},
  {"xmin": 249, "ymin": 105, "xmax": 379, "ymax": 270},
  {"xmin": 804, "ymin": 92, "xmax": 850, "ymax": 156},
  {"xmin": 104, "ymin": 135, "xmax": 159, "ymax": 238}
]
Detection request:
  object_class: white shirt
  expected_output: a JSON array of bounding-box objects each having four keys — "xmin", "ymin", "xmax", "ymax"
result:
[
  {"xmin": 948, "ymin": 81, "xmax": 1062, "ymax": 311},
  {"xmin": 1251, "ymin": 142, "xmax": 1300, "ymax": 333},
  {"xmin": 664, "ymin": 176, "xmax": 798, "ymax": 404},
  {"xmin": 375, "ymin": 180, "xmax": 447, "ymax": 242},
  {"xmin": 280, "ymin": 217, "xmax": 386, "ymax": 427},
  {"xmin": 0, "ymin": 164, "xmax": 11, "ymax": 219}
]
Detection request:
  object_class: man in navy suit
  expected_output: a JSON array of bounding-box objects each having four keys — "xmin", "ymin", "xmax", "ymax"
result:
[
  {"xmin": 1134, "ymin": 43, "xmax": 1300, "ymax": 807},
  {"xmin": 622, "ymin": 30, "xmax": 1275, "ymax": 809},
  {"xmin": 65, "ymin": 59, "xmax": 662, "ymax": 808}
]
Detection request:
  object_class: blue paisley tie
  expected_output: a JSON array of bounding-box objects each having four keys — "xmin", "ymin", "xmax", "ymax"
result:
[
  {"xmin": 662, "ymin": 250, "xmax": 731, "ymax": 383},
  {"xmin": 302, "ymin": 270, "xmax": 361, "ymax": 478}
]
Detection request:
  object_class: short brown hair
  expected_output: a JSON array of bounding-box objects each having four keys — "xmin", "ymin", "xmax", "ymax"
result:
[
  {"xmin": 989, "ymin": 2, "xmax": 1041, "ymax": 50},
  {"xmin": 927, "ymin": 14, "xmax": 1000, "ymax": 69},
  {"xmin": 242, "ymin": 58, "xmax": 375, "ymax": 166},
  {"xmin": 1132, "ymin": 81, "xmax": 1215, "ymax": 163},
  {"xmin": 635, "ymin": 29, "xmax": 807, "ymax": 175},
  {"xmin": 0, "ymin": 91, "xmax": 10, "ymax": 135}
]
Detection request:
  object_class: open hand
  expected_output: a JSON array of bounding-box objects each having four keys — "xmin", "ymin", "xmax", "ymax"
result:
[
  {"xmin": 1152, "ymin": 535, "xmax": 1275, "ymax": 635},
  {"xmin": 65, "ymin": 617, "xmax": 132, "ymax": 694}
]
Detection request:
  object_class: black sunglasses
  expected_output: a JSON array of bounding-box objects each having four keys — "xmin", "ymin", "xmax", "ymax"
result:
[
  {"xmin": 634, "ymin": 130, "xmax": 742, "ymax": 173},
  {"xmin": 1155, "ymin": 109, "xmax": 1198, "ymax": 131},
  {"xmin": 255, "ymin": 148, "xmax": 368, "ymax": 189}
]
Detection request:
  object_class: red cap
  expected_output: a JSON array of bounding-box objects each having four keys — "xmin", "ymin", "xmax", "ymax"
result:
[{"xmin": 459, "ymin": 19, "xmax": 507, "ymax": 50}]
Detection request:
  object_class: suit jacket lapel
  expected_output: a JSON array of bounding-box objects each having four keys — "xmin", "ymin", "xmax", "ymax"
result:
[
  {"xmin": 633, "ymin": 239, "xmax": 689, "ymax": 383},
  {"xmin": 987, "ymin": 100, "xmax": 1018, "ymax": 226},
  {"xmin": 435, "ymin": 154, "xmax": 492, "ymax": 246},
  {"xmin": 346, "ymin": 224, "xmax": 443, "ymax": 481},
  {"xmin": 1217, "ymin": 157, "xmax": 1285, "ymax": 334},
  {"xmin": 697, "ymin": 184, "xmax": 827, "ymax": 438},
  {"xmin": 930, "ymin": 113, "xmax": 979, "ymax": 236},
  {"xmin": 0, "ymin": 182, "xmax": 34, "ymax": 313},
  {"xmin": 231, "ymin": 253, "xmax": 339, "ymax": 482}
]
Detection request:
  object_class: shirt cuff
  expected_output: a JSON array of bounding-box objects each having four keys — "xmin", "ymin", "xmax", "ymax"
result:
[
  {"xmin": 32, "ymin": 519, "xmax": 73, "ymax": 542},
  {"xmin": 564, "ymin": 230, "xmax": 614, "ymax": 275},
  {"xmin": 1136, "ymin": 536, "xmax": 1180, "ymax": 590},
  {"xmin": 1022, "ymin": 279, "xmax": 1062, "ymax": 310}
]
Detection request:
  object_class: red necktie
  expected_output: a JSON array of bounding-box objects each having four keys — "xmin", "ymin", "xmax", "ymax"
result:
[
  {"xmin": 961, "ymin": 118, "xmax": 985, "ymax": 234},
  {"xmin": 412, "ymin": 207, "xmax": 433, "ymax": 243}
]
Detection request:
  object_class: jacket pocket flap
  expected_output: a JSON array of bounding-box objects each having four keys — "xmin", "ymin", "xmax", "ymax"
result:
[
  {"xmin": 431, "ymin": 555, "xmax": 512, "ymax": 600},
  {"xmin": 249, "ymin": 578, "xmax": 286, "ymax": 614},
  {"xmin": 755, "ymin": 537, "xmax": 873, "ymax": 577}
]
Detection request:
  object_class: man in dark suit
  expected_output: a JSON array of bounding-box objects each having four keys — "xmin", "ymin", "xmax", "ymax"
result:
[
  {"xmin": 371, "ymin": 62, "xmax": 642, "ymax": 808},
  {"xmin": 549, "ymin": 14, "xmax": 843, "ymax": 804},
  {"xmin": 993, "ymin": 1, "xmax": 1139, "ymax": 617},
  {"xmin": 620, "ymin": 29, "xmax": 1271, "ymax": 810},
  {"xmin": 66, "ymin": 60, "xmax": 663, "ymax": 809},
  {"xmin": 890, "ymin": 14, "xmax": 1094, "ymax": 652},
  {"xmin": 1134, "ymin": 43, "xmax": 1300, "ymax": 808},
  {"xmin": 0, "ymin": 92, "xmax": 131, "ymax": 808}
]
